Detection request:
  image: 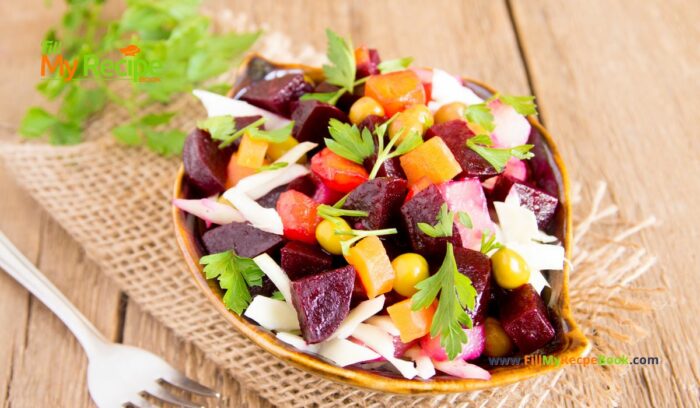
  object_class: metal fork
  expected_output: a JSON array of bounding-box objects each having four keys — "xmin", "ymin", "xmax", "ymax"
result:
[{"xmin": 0, "ymin": 231, "xmax": 220, "ymax": 408}]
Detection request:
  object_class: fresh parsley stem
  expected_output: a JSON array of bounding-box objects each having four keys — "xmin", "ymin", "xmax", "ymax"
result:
[{"xmin": 219, "ymin": 117, "xmax": 266, "ymax": 148}]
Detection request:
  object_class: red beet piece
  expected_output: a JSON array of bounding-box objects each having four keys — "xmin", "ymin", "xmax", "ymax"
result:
[
  {"xmin": 343, "ymin": 178, "xmax": 408, "ymax": 230},
  {"xmin": 363, "ymin": 154, "xmax": 406, "ymax": 179},
  {"xmin": 280, "ymin": 241, "xmax": 333, "ymax": 280},
  {"xmin": 358, "ymin": 114, "xmax": 388, "ymax": 133},
  {"xmin": 290, "ymin": 265, "xmax": 355, "ymax": 343},
  {"xmin": 507, "ymin": 183, "xmax": 559, "ymax": 230},
  {"xmin": 291, "ymin": 100, "xmax": 349, "ymax": 145},
  {"xmin": 499, "ymin": 284, "xmax": 555, "ymax": 353},
  {"xmin": 356, "ymin": 48, "xmax": 381, "ymax": 78},
  {"xmin": 202, "ymin": 222, "xmax": 284, "ymax": 258},
  {"xmin": 425, "ymin": 120, "xmax": 499, "ymax": 178},
  {"xmin": 454, "ymin": 247, "xmax": 491, "ymax": 325},
  {"xmin": 239, "ymin": 74, "xmax": 312, "ymax": 116},
  {"xmin": 182, "ymin": 128, "xmax": 231, "ymax": 196},
  {"xmin": 400, "ymin": 184, "xmax": 461, "ymax": 259},
  {"xmin": 256, "ymin": 184, "xmax": 288, "ymax": 208}
]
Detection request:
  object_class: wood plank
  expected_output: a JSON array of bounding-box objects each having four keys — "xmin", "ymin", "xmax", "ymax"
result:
[
  {"xmin": 510, "ymin": 0, "xmax": 700, "ymax": 406},
  {"xmin": 121, "ymin": 301, "xmax": 273, "ymax": 408}
]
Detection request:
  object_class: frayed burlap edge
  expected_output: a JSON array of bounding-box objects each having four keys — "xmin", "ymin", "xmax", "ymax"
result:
[{"xmin": 0, "ymin": 19, "xmax": 663, "ymax": 407}]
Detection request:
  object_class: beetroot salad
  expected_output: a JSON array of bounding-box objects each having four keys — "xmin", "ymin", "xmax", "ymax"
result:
[{"xmin": 175, "ymin": 29, "xmax": 566, "ymax": 381}]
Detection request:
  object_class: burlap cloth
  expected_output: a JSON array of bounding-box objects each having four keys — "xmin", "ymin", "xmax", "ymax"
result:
[{"xmin": 0, "ymin": 24, "xmax": 663, "ymax": 407}]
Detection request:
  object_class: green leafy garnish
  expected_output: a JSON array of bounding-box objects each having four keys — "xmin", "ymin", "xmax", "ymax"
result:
[
  {"xmin": 368, "ymin": 117, "xmax": 423, "ymax": 179},
  {"xmin": 324, "ymin": 119, "xmax": 375, "ymax": 164},
  {"xmin": 218, "ymin": 117, "xmax": 265, "ymax": 148},
  {"xmin": 480, "ymin": 229, "xmax": 503, "ymax": 255},
  {"xmin": 258, "ymin": 162, "xmax": 288, "ymax": 172},
  {"xmin": 377, "ymin": 57, "xmax": 414, "ymax": 74},
  {"xmin": 339, "ymin": 228, "xmax": 398, "ymax": 256},
  {"xmin": 323, "ymin": 29, "xmax": 356, "ymax": 93},
  {"xmin": 247, "ymin": 121, "xmax": 294, "ymax": 143},
  {"xmin": 197, "ymin": 115, "xmax": 236, "ymax": 142},
  {"xmin": 271, "ymin": 291, "xmax": 285, "ymax": 301},
  {"xmin": 317, "ymin": 204, "xmax": 368, "ymax": 221},
  {"xmin": 200, "ymin": 250, "xmax": 264, "ymax": 315},
  {"xmin": 300, "ymin": 90, "xmax": 346, "ymax": 105},
  {"xmin": 417, "ymin": 204, "xmax": 471, "ymax": 238},
  {"xmin": 466, "ymin": 134, "xmax": 534, "ymax": 172},
  {"xmin": 499, "ymin": 95, "xmax": 537, "ymax": 116},
  {"xmin": 412, "ymin": 243, "xmax": 477, "ymax": 360},
  {"xmin": 20, "ymin": 0, "xmax": 260, "ymax": 154},
  {"xmin": 464, "ymin": 103, "xmax": 495, "ymax": 133}
]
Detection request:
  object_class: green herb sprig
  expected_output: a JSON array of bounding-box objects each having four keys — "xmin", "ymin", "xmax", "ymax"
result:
[
  {"xmin": 324, "ymin": 119, "xmax": 375, "ymax": 164},
  {"xmin": 377, "ymin": 57, "xmax": 414, "ymax": 74},
  {"xmin": 417, "ymin": 203, "xmax": 472, "ymax": 238},
  {"xmin": 317, "ymin": 204, "xmax": 368, "ymax": 221},
  {"xmin": 339, "ymin": 228, "xmax": 398, "ymax": 256},
  {"xmin": 367, "ymin": 119, "xmax": 423, "ymax": 179},
  {"xmin": 20, "ymin": 0, "xmax": 260, "ymax": 155},
  {"xmin": 466, "ymin": 134, "xmax": 534, "ymax": 172},
  {"xmin": 480, "ymin": 229, "xmax": 503, "ymax": 255},
  {"xmin": 411, "ymin": 243, "xmax": 477, "ymax": 360},
  {"xmin": 200, "ymin": 250, "xmax": 265, "ymax": 315}
]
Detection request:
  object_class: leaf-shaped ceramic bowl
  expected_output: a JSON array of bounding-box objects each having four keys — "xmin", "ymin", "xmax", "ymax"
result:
[{"xmin": 172, "ymin": 54, "xmax": 589, "ymax": 394}]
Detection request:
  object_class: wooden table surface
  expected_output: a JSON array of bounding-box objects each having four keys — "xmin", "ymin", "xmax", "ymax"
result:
[{"xmin": 1, "ymin": 0, "xmax": 698, "ymax": 406}]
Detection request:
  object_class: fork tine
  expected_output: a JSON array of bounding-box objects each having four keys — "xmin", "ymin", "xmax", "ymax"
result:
[
  {"xmin": 161, "ymin": 374, "xmax": 220, "ymax": 398},
  {"xmin": 146, "ymin": 386, "xmax": 205, "ymax": 408},
  {"xmin": 126, "ymin": 396, "xmax": 157, "ymax": 408}
]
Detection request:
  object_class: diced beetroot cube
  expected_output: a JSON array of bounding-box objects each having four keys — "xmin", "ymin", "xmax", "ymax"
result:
[
  {"xmin": 280, "ymin": 241, "xmax": 333, "ymax": 280},
  {"xmin": 358, "ymin": 114, "xmax": 388, "ymax": 133},
  {"xmin": 290, "ymin": 265, "xmax": 356, "ymax": 343},
  {"xmin": 499, "ymin": 284, "xmax": 555, "ymax": 353},
  {"xmin": 310, "ymin": 173, "xmax": 346, "ymax": 205},
  {"xmin": 454, "ymin": 247, "xmax": 491, "ymax": 325},
  {"xmin": 506, "ymin": 183, "xmax": 559, "ymax": 229},
  {"xmin": 343, "ymin": 177, "xmax": 408, "ymax": 230},
  {"xmin": 363, "ymin": 154, "xmax": 406, "ymax": 179},
  {"xmin": 313, "ymin": 81, "xmax": 359, "ymax": 111},
  {"xmin": 182, "ymin": 128, "xmax": 232, "ymax": 196},
  {"xmin": 239, "ymin": 74, "xmax": 312, "ymax": 116},
  {"xmin": 355, "ymin": 46, "xmax": 381, "ymax": 78},
  {"xmin": 437, "ymin": 178, "xmax": 494, "ymax": 251},
  {"xmin": 287, "ymin": 174, "xmax": 317, "ymax": 197},
  {"xmin": 425, "ymin": 120, "xmax": 499, "ymax": 178},
  {"xmin": 202, "ymin": 222, "xmax": 284, "ymax": 258},
  {"xmin": 291, "ymin": 100, "xmax": 349, "ymax": 145},
  {"xmin": 256, "ymin": 184, "xmax": 287, "ymax": 208},
  {"xmin": 276, "ymin": 190, "xmax": 321, "ymax": 244},
  {"xmin": 400, "ymin": 185, "xmax": 461, "ymax": 259}
]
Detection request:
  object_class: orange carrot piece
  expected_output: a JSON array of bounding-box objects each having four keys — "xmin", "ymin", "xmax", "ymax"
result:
[
  {"xmin": 346, "ymin": 236, "xmax": 394, "ymax": 299},
  {"xmin": 399, "ymin": 137, "xmax": 462, "ymax": 185},
  {"xmin": 387, "ymin": 298, "xmax": 436, "ymax": 343},
  {"xmin": 237, "ymin": 131, "xmax": 269, "ymax": 169},
  {"xmin": 225, "ymin": 153, "xmax": 262, "ymax": 189}
]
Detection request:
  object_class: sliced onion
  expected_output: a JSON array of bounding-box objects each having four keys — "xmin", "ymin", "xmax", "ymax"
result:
[
  {"xmin": 352, "ymin": 323, "xmax": 417, "ymax": 379},
  {"xmin": 508, "ymin": 242, "xmax": 565, "ymax": 271},
  {"xmin": 529, "ymin": 269, "xmax": 550, "ymax": 294},
  {"xmin": 172, "ymin": 198, "xmax": 244, "ymax": 226},
  {"xmin": 494, "ymin": 200, "xmax": 539, "ymax": 244},
  {"xmin": 223, "ymin": 188, "xmax": 283, "ymax": 234},
  {"xmin": 276, "ymin": 141, "xmax": 318, "ymax": 164},
  {"xmin": 192, "ymin": 89, "xmax": 291, "ymax": 129},
  {"xmin": 404, "ymin": 347, "xmax": 436, "ymax": 380},
  {"xmin": 428, "ymin": 68, "xmax": 483, "ymax": 112},
  {"xmin": 276, "ymin": 332, "xmax": 319, "ymax": 353},
  {"xmin": 253, "ymin": 253, "xmax": 293, "ymax": 306},
  {"xmin": 432, "ymin": 358, "xmax": 491, "ymax": 380},
  {"xmin": 318, "ymin": 338, "xmax": 381, "ymax": 367},
  {"xmin": 330, "ymin": 295, "xmax": 385, "ymax": 340},
  {"xmin": 235, "ymin": 164, "xmax": 310, "ymax": 200},
  {"xmin": 365, "ymin": 315, "xmax": 401, "ymax": 337},
  {"xmin": 244, "ymin": 296, "xmax": 299, "ymax": 331}
]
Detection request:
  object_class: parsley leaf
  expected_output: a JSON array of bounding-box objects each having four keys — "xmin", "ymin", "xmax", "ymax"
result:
[
  {"xmin": 247, "ymin": 121, "xmax": 294, "ymax": 143},
  {"xmin": 417, "ymin": 204, "xmax": 472, "ymax": 238},
  {"xmin": 197, "ymin": 115, "xmax": 236, "ymax": 142},
  {"xmin": 144, "ymin": 129, "xmax": 187, "ymax": 156},
  {"xmin": 411, "ymin": 243, "xmax": 477, "ymax": 360},
  {"xmin": 368, "ymin": 118, "xmax": 423, "ymax": 179},
  {"xmin": 500, "ymin": 94, "xmax": 538, "ymax": 116},
  {"xmin": 271, "ymin": 291, "xmax": 285, "ymax": 301},
  {"xmin": 466, "ymin": 134, "xmax": 534, "ymax": 172},
  {"xmin": 200, "ymin": 250, "xmax": 264, "ymax": 315},
  {"xmin": 480, "ymin": 229, "xmax": 503, "ymax": 255},
  {"xmin": 323, "ymin": 29, "xmax": 356, "ymax": 93},
  {"xmin": 378, "ymin": 57, "xmax": 414, "ymax": 74},
  {"xmin": 19, "ymin": 107, "xmax": 58, "ymax": 138},
  {"xmin": 258, "ymin": 162, "xmax": 288, "ymax": 172},
  {"xmin": 324, "ymin": 118, "xmax": 375, "ymax": 164},
  {"xmin": 218, "ymin": 117, "xmax": 265, "ymax": 148},
  {"xmin": 464, "ymin": 103, "xmax": 495, "ymax": 133},
  {"xmin": 300, "ymin": 89, "xmax": 346, "ymax": 105}
]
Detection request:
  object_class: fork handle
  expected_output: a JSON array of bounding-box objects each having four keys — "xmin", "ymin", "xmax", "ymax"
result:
[{"xmin": 0, "ymin": 231, "xmax": 108, "ymax": 357}]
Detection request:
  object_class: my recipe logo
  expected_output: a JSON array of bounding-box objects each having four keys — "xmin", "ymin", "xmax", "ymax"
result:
[
  {"xmin": 40, "ymin": 40, "xmax": 161, "ymax": 83},
  {"xmin": 488, "ymin": 354, "xmax": 661, "ymax": 367}
]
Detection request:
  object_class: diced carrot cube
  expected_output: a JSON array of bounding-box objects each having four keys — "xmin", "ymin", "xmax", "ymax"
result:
[
  {"xmin": 346, "ymin": 236, "xmax": 394, "ymax": 299},
  {"xmin": 399, "ymin": 137, "xmax": 462, "ymax": 185},
  {"xmin": 237, "ymin": 132, "xmax": 269, "ymax": 169},
  {"xmin": 387, "ymin": 299, "xmax": 436, "ymax": 343},
  {"xmin": 225, "ymin": 153, "xmax": 260, "ymax": 189},
  {"xmin": 364, "ymin": 70, "xmax": 426, "ymax": 116}
]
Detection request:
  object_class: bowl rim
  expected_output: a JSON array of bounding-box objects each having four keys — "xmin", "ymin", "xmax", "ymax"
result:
[{"xmin": 172, "ymin": 54, "xmax": 589, "ymax": 394}]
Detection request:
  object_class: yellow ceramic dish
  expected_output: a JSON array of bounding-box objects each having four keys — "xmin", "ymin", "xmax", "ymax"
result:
[{"xmin": 172, "ymin": 54, "xmax": 589, "ymax": 394}]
